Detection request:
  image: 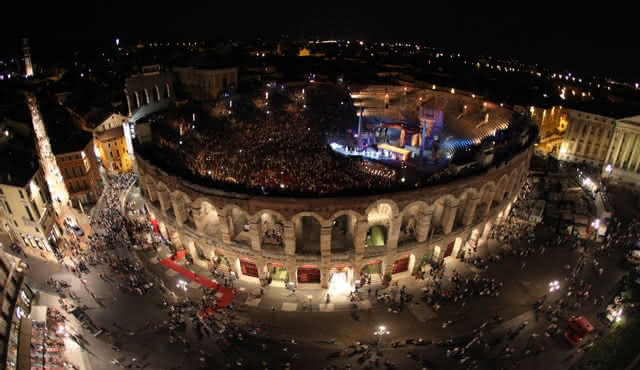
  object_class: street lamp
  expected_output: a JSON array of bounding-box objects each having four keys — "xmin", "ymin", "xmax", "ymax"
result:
[
  {"xmin": 549, "ymin": 280, "xmax": 560, "ymax": 293},
  {"xmin": 176, "ymin": 280, "xmax": 188, "ymax": 297},
  {"xmin": 374, "ymin": 325, "xmax": 390, "ymax": 346},
  {"xmin": 605, "ymin": 164, "xmax": 613, "ymax": 175}
]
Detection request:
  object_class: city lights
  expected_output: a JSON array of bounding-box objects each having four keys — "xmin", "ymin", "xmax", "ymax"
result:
[{"xmin": 549, "ymin": 280, "xmax": 560, "ymax": 292}]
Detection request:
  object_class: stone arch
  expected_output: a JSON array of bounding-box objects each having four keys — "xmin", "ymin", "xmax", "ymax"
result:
[
  {"xmin": 133, "ymin": 91, "xmax": 141, "ymax": 109},
  {"xmin": 399, "ymin": 201, "xmax": 428, "ymax": 243},
  {"xmin": 292, "ymin": 212, "xmax": 324, "ymax": 255},
  {"xmin": 170, "ymin": 190, "xmax": 191, "ymax": 226},
  {"xmin": 477, "ymin": 181, "xmax": 497, "ymax": 217},
  {"xmin": 430, "ymin": 193, "xmax": 458, "ymax": 236},
  {"xmin": 165, "ymin": 83, "xmax": 171, "ymax": 98},
  {"xmin": 455, "ymin": 187, "xmax": 477, "ymax": 226},
  {"xmin": 226, "ymin": 205, "xmax": 251, "ymax": 244},
  {"xmin": 192, "ymin": 198, "xmax": 220, "ymax": 238},
  {"xmin": 365, "ymin": 199, "xmax": 399, "ymax": 224},
  {"xmin": 153, "ymin": 85, "xmax": 161, "ymax": 102},
  {"xmin": 254, "ymin": 209, "xmax": 286, "ymax": 248}
]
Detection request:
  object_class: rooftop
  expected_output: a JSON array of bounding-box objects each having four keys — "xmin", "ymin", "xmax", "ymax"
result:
[{"xmin": 96, "ymin": 125, "xmax": 124, "ymax": 141}]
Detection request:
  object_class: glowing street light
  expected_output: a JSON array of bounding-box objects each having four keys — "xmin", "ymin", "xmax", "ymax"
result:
[
  {"xmin": 176, "ymin": 280, "xmax": 187, "ymax": 292},
  {"xmin": 605, "ymin": 164, "xmax": 613, "ymax": 174},
  {"xmin": 374, "ymin": 325, "xmax": 390, "ymax": 346},
  {"xmin": 549, "ymin": 280, "xmax": 560, "ymax": 293}
]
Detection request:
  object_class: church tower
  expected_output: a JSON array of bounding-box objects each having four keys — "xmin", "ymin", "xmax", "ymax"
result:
[{"xmin": 23, "ymin": 38, "xmax": 34, "ymax": 77}]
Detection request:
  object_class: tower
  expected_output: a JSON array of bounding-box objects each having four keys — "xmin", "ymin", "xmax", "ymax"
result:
[{"xmin": 22, "ymin": 38, "xmax": 33, "ymax": 77}]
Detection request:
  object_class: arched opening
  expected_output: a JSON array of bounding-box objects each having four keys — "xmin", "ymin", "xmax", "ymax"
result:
[
  {"xmin": 431, "ymin": 197, "xmax": 448, "ymax": 237},
  {"xmin": 297, "ymin": 264, "xmax": 321, "ymax": 284},
  {"xmin": 392, "ymin": 254, "xmax": 416, "ymax": 276},
  {"xmin": 165, "ymin": 83, "xmax": 171, "ymax": 98},
  {"xmin": 361, "ymin": 259, "xmax": 384, "ymax": 281},
  {"xmin": 133, "ymin": 91, "xmax": 141, "ymax": 108},
  {"xmin": 400, "ymin": 204, "xmax": 423, "ymax": 244},
  {"xmin": 259, "ymin": 212, "xmax": 284, "ymax": 249},
  {"xmin": 294, "ymin": 215, "xmax": 321, "ymax": 254},
  {"xmin": 331, "ymin": 214, "xmax": 355, "ymax": 252},
  {"xmin": 366, "ymin": 225, "xmax": 387, "ymax": 248},
  {"xmin": 193, "ymin": 200, "xmax": 219, "ymax": 237},
  {"xmin": 329, "ymin": 264, "xmax": 353, "ymax": 293},
  {"xmin": 265, "ymin": 262, "xmax": 288, "ymax": 286},
  {"xmin": 229, "ymin": 207, "xmax": 250, "ymax": 245},
  {"xmin": 143, "ymin": 88, "xmax": 150, "ymax": 105},
  {"xmin": 153, "ymin": 85, "xmax": 161, "ymax": 102}
]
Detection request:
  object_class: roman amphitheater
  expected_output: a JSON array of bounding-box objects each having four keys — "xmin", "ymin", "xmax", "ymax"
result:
[{"xmin": 132, "ymin": 84, "xmax": 535, "ymax": 289}]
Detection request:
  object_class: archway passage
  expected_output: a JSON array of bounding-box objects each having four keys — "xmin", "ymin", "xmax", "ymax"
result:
[
  {"xmin": 366, "ymin": 225, "xmax": 387, "ymax": 248},
  {"xmin": 268, "ymin": 263, "xmax": 288, "ymax": 282},
  {"xmin": 239, "ymin": 258, "xmax": 259, "ymax": 278},
  {"xmin": 361, "ymin": 259, "xmax": 383, "ymax": 275},
  {"xmin": 331, "ymin": 215, "xmax": 355, "ymax": 252},
  {"xmin": 329, "ymin": 264, "xmax": 353, "ymax": 293},
  {"xmin": 295, "ymin": 216, "xmax": 321, "ymax": 254},
  {"xmin": 392, "ymin": 256, "xmax": 409, "ymax": 274},
  {"xmin": 297, "ymin": 266, "xmax": 320, "ymax": 283}
]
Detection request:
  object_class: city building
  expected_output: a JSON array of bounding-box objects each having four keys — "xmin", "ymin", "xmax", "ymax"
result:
[
  {"xmin": 0, "ymin": 135, "xmax": 61, "ymax": 254},
  {"xmin": 93, "ymin": 113, "xmax": 133, "ymax": 173},
  {"xmin": 603, "ymin": 115, "xmax": 640, "ymax": 184},
  {"xmin": 0, "ymin": 250, "xmax": 33, "ymax": 370},
  {"xmin": 173, "ymin": 66, "xmax": 237, "ymax": 101},
  {"xmin": 557, "ymin": 110, "xmax": 616, "ymax": 166},
  {"xmin": 22, "ymin": 38, "xmax": 33, "ymax": 78},
  {"xmin": 46, "ymin": 116, "xmax": 102, "ymax": 207}
]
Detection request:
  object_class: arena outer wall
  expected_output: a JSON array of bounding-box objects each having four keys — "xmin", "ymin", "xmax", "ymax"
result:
[{"xmin": 133, "ymin": 147, "xmax": 532, "ymax": 288}]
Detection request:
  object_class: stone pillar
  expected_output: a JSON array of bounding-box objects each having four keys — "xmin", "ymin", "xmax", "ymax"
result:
[
  {"xmin": 626, "ymin": 134, "xmax": 639, "ymax": 170},
  {"xmin": 386, "ymin": 216, "xmax": 402, "ymax": 249},
  {"xmin": 482, "ymin": 189, "xmax": 495, "ymax": 217},
  {"xmin": 248, "ymin": 220, "xmax": 261, "ymax": 252},
  {"xmin": 283, "ymin": 224, "xmax": 296, "ymax": 255},
  {"xmin": 320, "ymin": 225, "xmax": 332, "ymax": 257},
  {"xmin": 462, "ymin": 195, "xmax": 480, "ymax": 226},
  {"xmin": 157, "ymin": 189, "xmax": 170, "ymax": 215},
  {"xmin": 220, "ymin": 214, "xmax": 233, "ymax": 244},
  {"xmin": 354, "ymin": 220, "xmax": 368, "ymax": 255},
  {"xmin": 125, "ymin": 89, "xmax": 132, "ymax": 117},
  {"xmin": 612, "ymin": 131, "xmax": 625, "ymax": 168},
  {"xmin": 191, "ymin": 204, "xmax": 205, "ymax": 233},
  {"xmin": 321, "ymin": 255, "xmax": 330, "ymax": 289},
  {"xmin": 286, "ymin": 256, "xmax": 297, "ymax": 285},
  {"xmin": 256, "ymin": 259, "xmax": 267, "ymax": 281},
  {"xmin": 442, "ymin": 199, "xmax": 458, "ymax": 234},
  {"xmin": 415, "ymin": 208, "xmax": 433, "ymax": 242},
  {"xmin": 171, "ymin": 196, "xmax": 187, "ymax": 225}
]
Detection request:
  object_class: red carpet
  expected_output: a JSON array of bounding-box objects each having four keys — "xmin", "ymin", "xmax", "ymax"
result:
[{"xmin": 160, "ymin": 256, "xmax": 234, "ymax": 311}]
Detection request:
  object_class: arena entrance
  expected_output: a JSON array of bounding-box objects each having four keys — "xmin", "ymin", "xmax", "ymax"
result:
[
  {"xmin": 297, "ymin": 265, "xmax": 321, "ymax": 284},
  {"xmin": 366, "ymin": 225, "xmax": 387, "ymax": 248},
  {"xmin": 392, "ymin": 254, "xmax": 415, "ymax": 278},
  {"xmin": 238, "ymin": 257, "xmax": 259, "ymax": 278},
  {"xmin": 361, "ymin": 259, "xmax": 383, "ymax": 282},
  {"xmin": 266, "ymin": 262, "xmax": 288, "ymax": 286},
  {"xmin": 329, "ymin": 264, "xmax": 353, "ymax": 294}
]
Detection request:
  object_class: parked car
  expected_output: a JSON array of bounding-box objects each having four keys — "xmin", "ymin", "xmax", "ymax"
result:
[{"xmin": 563, "ymin": 316, "xmax": 594, "ymax": 347}]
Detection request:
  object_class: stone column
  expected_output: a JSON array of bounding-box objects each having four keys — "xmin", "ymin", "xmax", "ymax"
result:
[
  {"xmin": 125, "ymin": 89, "xmax": 132, "ymax": 117},
  {"xmin": 286, "ymin": 256, "xmax": 297, "ymax": 285},
  {"xmin": 191, "ymin": 204, "xmax": 206, "ymax": 233},
  {"xmin": 283, "ymin": 224, "xmax": 296, "ymax": 255},
  {"xmin": 442, "ymin": 199, "xmax": 459, "ymax": 234},
  {"xmin": 354, "ymin": 220, "xmax": 369, "ymax": 255},
  {"xmin": 157, "ymin": 189, "xmax": 170, "ymax": 216},
  {"xmin": 626, "ymin": 134, "xmax": 639, "ymax": 170},
  {"xmin": 352, "ymin": 256, "xmax": 363, "ymax": 282},
  {"xmin": 321, "ymin": 255, "xmax": 331, "ymax": 289},
  {"xmin": 320, "ymin": 225, "xmax": 332, "ymax": 257},
  {"xmin": 612, "ymin": 131, "xmax": 625, "ymax": 168},
  {"xmin": 248, "ymin": 220, "xmax": 261, "ymax": 252},
  {"xmin": 386, "ymin": 216, "xmax": 402, "ymax": 249},
  {"xmin": 415, "ymin": 208, "xmax": 433, "ymax": 242},
  {"xmin": 481, "ymin": 189, "xmax": 495, "ymax": 217},
  {"xmin": 171, "ymin": 196, "xmax": 187, "ymax": 225},
  {"xmin": 256, "ymin": 259, "xmax": 267, "ymax": 281},
  {"xmin": 220, "ymin": 214, "xmax": 233, "ymax": 244},
  {"xmin": 462, "ymin": 195, "xmax": 480, "ymax": 226}
]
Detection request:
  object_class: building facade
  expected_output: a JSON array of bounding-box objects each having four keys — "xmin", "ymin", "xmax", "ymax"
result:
[
  {"xmin": 0, "ymin": 166, "xmax": 60, "ymax": 254},
  {"xmin": 603, "ymin": 116, "xmax": 640, "ymax": 184},
  {"xmin": 173, "ymin": 67, "xmax": 238, "ymax": 101},
  {"xmin": 133, "ymin": 147, "xmax": 531, "ymax": 289},
  {"xmin": 557, "ymin": 109, "xmax": 616, "ymax": 166},
  {"xmin": 55, "ymin": 141, "xmax": 102, "ymax": 206},
  {"xmin": 124, "ymin": 65, "xmax": 175, "ymax": 121},
  {"xmin": 93, "ymin": 113, "xmax": 132, "ymax": 173}
]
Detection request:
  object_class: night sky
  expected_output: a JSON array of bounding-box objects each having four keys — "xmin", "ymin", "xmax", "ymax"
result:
[{"xmin": 2, "ymin": 2, "xmax": 638, "ymax": 81}]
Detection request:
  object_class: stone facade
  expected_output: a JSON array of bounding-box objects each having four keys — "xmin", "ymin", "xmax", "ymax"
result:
[
  {"xmin": 124, "ymin": 65, "xmax": 175, "ymax": 121},
  {"xmin": 134, "ymin": 148, "xmax": 532, "ymax": 288}
]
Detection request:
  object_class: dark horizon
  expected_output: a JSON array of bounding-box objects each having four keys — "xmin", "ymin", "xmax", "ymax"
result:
[{"xmin": 2, "ymin": 2, "xmax": 638, "ymax": 81}]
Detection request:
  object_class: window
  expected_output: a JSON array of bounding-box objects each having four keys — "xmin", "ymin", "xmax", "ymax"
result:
[
  {"xmin": 83, "ymin": 179, "xmax": 88, "ymax": 188},
  {"xmin": 64, "ymin": 168, "xmax": 70, "ymax": 178},
  {"xmin": 3, "ymin": 200, "xmax": 11, "ymax": 214},
  {"xmin": 31, "ymin": 201, "xmax": 40, "ymax": 219},
  {"xmin": 76, "ymin": 166, "xmax": 83, "ymax": 176},
  {"xmin": 19, "ymin": 190, "xmax": 24, "ymax": 199},
  {"xmin": 71, "ymin": 167, "xmax": 77, "ymax": 177},
  {"xmin": 25, "ymin": 205, "xmax": 34, "ymax": 221}
]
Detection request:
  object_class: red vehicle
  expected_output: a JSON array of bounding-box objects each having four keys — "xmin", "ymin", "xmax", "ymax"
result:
[{"xmin": 563, "ymin": 316, "xmax": 595, "ymax": 347}]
